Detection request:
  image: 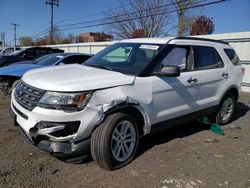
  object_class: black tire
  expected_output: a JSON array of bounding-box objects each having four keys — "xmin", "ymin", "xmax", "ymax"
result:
[
  {"xmin": 4, "ymin": 79, "xmax": 19, "ymax": 96},
  {"xmin": 212, "ymin": 92, "xmax": 236, "ymax": 125},
  {"xmin": 91, "ymin": 112, "xmax": 139, "ymax": 170},
  {"xmin": 11, "ymin": 80, "xmax": 19, "ymax": 90}
]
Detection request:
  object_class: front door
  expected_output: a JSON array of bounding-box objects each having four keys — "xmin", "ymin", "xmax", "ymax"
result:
[{"xmin": 151, "ymin": 46, "xmax": 200, "ymax": 124}]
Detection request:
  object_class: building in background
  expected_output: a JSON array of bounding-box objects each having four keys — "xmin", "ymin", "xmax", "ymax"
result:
[{"xmin": 78, "ymin": 32, "xmax": 113, "ymax": 43}]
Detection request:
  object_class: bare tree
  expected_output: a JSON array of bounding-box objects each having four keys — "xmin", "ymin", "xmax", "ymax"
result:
[{"xmin": 106, "ymin": 0, "xmax": 174, "ymax": 39}]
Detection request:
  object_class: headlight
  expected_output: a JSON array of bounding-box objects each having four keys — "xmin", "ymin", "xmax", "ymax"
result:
[{"xmin": 39, "ymin": 91, "xmax": 92, "ymax": 112}]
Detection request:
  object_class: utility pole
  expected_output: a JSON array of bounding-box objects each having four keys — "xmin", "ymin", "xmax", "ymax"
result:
[
  {"xmin": 10, "ymin": 23, "xmax": 20, "ymax": 50},
  {"xmin": 46, "ymin": 0, "xmax": 59, "ymax": 44},
  {"xmin": 0, "ymin": 33, "xmax": 6, "ymax": 47}
]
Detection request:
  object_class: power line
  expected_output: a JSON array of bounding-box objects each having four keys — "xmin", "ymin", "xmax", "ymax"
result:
[
  {"xmin": 55, "ymin": 0, "xmax": 153, "ymax": 24},
  {"xmin": 33, "ymin": 0, "xmax": 188, "ymax": 39},
  {"xmin": 32, "ymin": 20, "xmax": 66, "ymax": 39},
  {"xmin": 10, "ymin": 23, "xmax": 20, "ymax": 49},
  {"xmin": 15, "ymin": 6, "xmax": 43, "ymax": 24},
  {"xmin": 57, "ymin": 0, "xmax": 226, "ymax": 32},
  {"xmin": 33, "ymin": 0, "xmax": 226, "ymax": 39},
  {"xmin": 31, "ymin": 23, "xmax": 50, "ymax": 37},
  {"xmin": 46, "ymin": 0, "xmax": 59, "ymax": 44},
  {"xmin": 57, "ymin": 0, "xmax": 186, "ymax": 28}
]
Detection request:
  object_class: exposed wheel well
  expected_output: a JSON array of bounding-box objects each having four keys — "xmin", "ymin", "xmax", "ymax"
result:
[{"xmin": 105, "ymin": 106, "xmax": 145, "ymax": 136}]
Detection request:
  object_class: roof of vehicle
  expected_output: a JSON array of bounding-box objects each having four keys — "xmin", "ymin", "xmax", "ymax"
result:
[
  {"xmin": 119, "ymin": 37, "xmax": 229, "ymax": 46},
  {"xmin": 119, "ymin": 37, "xmax": 173, "ymax": 44},
  {"xmin": 25, "ymin": 46, "xmax": 60, "ymax": 49},
  {"xmin": 0, "ymin": 47, "xmax": 21, "ymax": 50}
]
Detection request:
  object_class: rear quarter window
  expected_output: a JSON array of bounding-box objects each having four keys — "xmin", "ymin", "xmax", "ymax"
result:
[{"xmin": 224, "ymin": 48, "xmax": 241, "ymax": 66}]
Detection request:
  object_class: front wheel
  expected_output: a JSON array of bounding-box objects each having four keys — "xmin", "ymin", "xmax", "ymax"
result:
[
  {"xmin": 214, "ymin": 92, "xmax": 236, "ymax": 125},
  {"xmin": 91, "ymin": 112, "xmax": 139, "ymax": 170}
]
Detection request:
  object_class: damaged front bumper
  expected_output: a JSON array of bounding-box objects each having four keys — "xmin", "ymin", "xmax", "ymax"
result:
[
  {"xmin": 11, "ymin": 118, "xmax": 92, "ymax": 162},
  {"xmin": 11, "ymin": 109, "xmax": 91, "ymax": 161},
  {"xmin": 10, "ymin": 92, "xmax": 102, "ymax": 161}
]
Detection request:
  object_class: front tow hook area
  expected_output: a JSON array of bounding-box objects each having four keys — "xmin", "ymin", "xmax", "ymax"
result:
[
  {"xmin": 37, "ymin": 139, "xmax": 91, "ymax": 163},
  {"xmin": 28, "ymin": 121, "xmax": 91, "ymax": 163}
]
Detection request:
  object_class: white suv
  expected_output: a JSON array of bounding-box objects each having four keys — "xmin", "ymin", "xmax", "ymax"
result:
[{"xmin": 11, "ymin": 37, "xmax": 244, "ymax": 170}]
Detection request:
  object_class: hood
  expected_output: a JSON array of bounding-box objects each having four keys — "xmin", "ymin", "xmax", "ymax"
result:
[
  {"xmin": 23, "ymin": 64, "xmax": 135, "ymax": 92},
  {"xmin": 0, "ymin": 63, "xmax": 44, "ymax": 77}
]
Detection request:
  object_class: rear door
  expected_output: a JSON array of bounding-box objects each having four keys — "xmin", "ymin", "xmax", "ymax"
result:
[{"xmin": 191, "ymin": 45, "xmax": 228, "ymax": 109}]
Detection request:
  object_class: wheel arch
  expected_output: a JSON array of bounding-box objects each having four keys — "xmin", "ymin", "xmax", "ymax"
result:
[
  {"xmin": 221, "ymin": 85, "xmax": 239, "ymax": 102},
  {"xmin": 103, "ymin": 102, "xmax": 149, "ymax": 136}
]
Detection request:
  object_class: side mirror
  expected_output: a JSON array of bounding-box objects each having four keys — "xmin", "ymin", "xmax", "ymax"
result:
[{"xmin": 153, "ymin": 65, "xmax": 180, "ymax": 77}]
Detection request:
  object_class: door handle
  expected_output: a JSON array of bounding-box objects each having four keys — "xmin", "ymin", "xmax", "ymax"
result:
[
  {"xmin": 187, "ymin": 77, "xmax": 198, "ymax": 84},
  {"xmin": 222, "ymin": 72, "xmax": 229, "ymax": 78}
]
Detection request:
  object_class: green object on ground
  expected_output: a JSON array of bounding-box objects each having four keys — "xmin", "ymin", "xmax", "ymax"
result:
[
  {"xmin": 198, "ymin": 116, "xmax": 225, "ymax": 136},
  {"xmin": 210, "ymin": 123, "xmax": 225, "ymax": 136}
]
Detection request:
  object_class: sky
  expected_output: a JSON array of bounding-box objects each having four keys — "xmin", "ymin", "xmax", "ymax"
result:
[{"xmin": 0, "ymin": 0, "xmax": 249, "ymax": 46}]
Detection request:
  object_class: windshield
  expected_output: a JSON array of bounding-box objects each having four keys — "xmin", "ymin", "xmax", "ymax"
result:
[
  {"xmin": 84, "ymin": 43, "xmax": 164, "ymax": 75},
  {"xmin": 37, "ymin": 54, "xmax": 64, "ymax": 66}
]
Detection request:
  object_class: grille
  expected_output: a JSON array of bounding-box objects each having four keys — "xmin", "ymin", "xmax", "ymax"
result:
[{"xmin": 14, "ymin": 81, "xmax": 45, "ymax": 111}]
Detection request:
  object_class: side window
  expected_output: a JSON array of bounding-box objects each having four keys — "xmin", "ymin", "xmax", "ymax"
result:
[
  {"xmin": 40, "ymin": 49, "xmax": 48, "ymax": 56},
  {"xmin": 193, "ymin": 46, "xmax": 223, "ymax": 70},
  {"xmin": 224, "ymin": 48, "xmax": 240, "ymax": 66},
  {"xmin": 161, "ymin": 47, "xmax": 187, "ymax": 71},
  {"xmin": 25, "ymin": 48, "xmax": 38, "ymax": 59},
  {"xmin": 3, "ymin": 48, "xmax": 14, "ymax": 54}
]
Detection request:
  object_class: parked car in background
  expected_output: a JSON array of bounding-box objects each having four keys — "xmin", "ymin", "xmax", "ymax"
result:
[
  {"xmin": 0, "ymin": 47, "xmax": 64, "ymax": 67},
  {"xmin": 11, "ymin": 53, "xmax": 53, "ymax": 65},
  {"xmin": 0, "ymin": 47, "xmax": 21, "ymax": 56},
  {"xmin": 0, "ymin": 53, "xmax": 92, "ymax": 94},
  {"xmin": 10, "ymin": 37, "xmax": 244, "ymax": 170}
]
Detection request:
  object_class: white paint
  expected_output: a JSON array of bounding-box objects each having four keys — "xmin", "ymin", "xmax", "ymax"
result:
[{"xmin": 23, "ymin": 64, "xmax": 135, "ymax": 92}]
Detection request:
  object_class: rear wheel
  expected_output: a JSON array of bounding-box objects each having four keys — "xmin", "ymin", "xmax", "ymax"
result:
[
  {"xmin": 91, "ymin": 112, "xmax": 139, "ymax": 170},
  {"xmin": 214, "ymin": 92, "xmax": 236, "ymax": 124}
]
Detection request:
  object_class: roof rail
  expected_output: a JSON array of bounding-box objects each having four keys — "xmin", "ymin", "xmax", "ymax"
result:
[{"xmin": 175, "ymin": 37, "xmax": 229, "ymax": 45}]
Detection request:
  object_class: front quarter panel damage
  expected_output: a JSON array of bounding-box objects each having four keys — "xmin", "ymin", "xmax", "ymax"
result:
[{"xmin": 84, "ymin": 82, "xmax": 153, "ymax": 136}]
